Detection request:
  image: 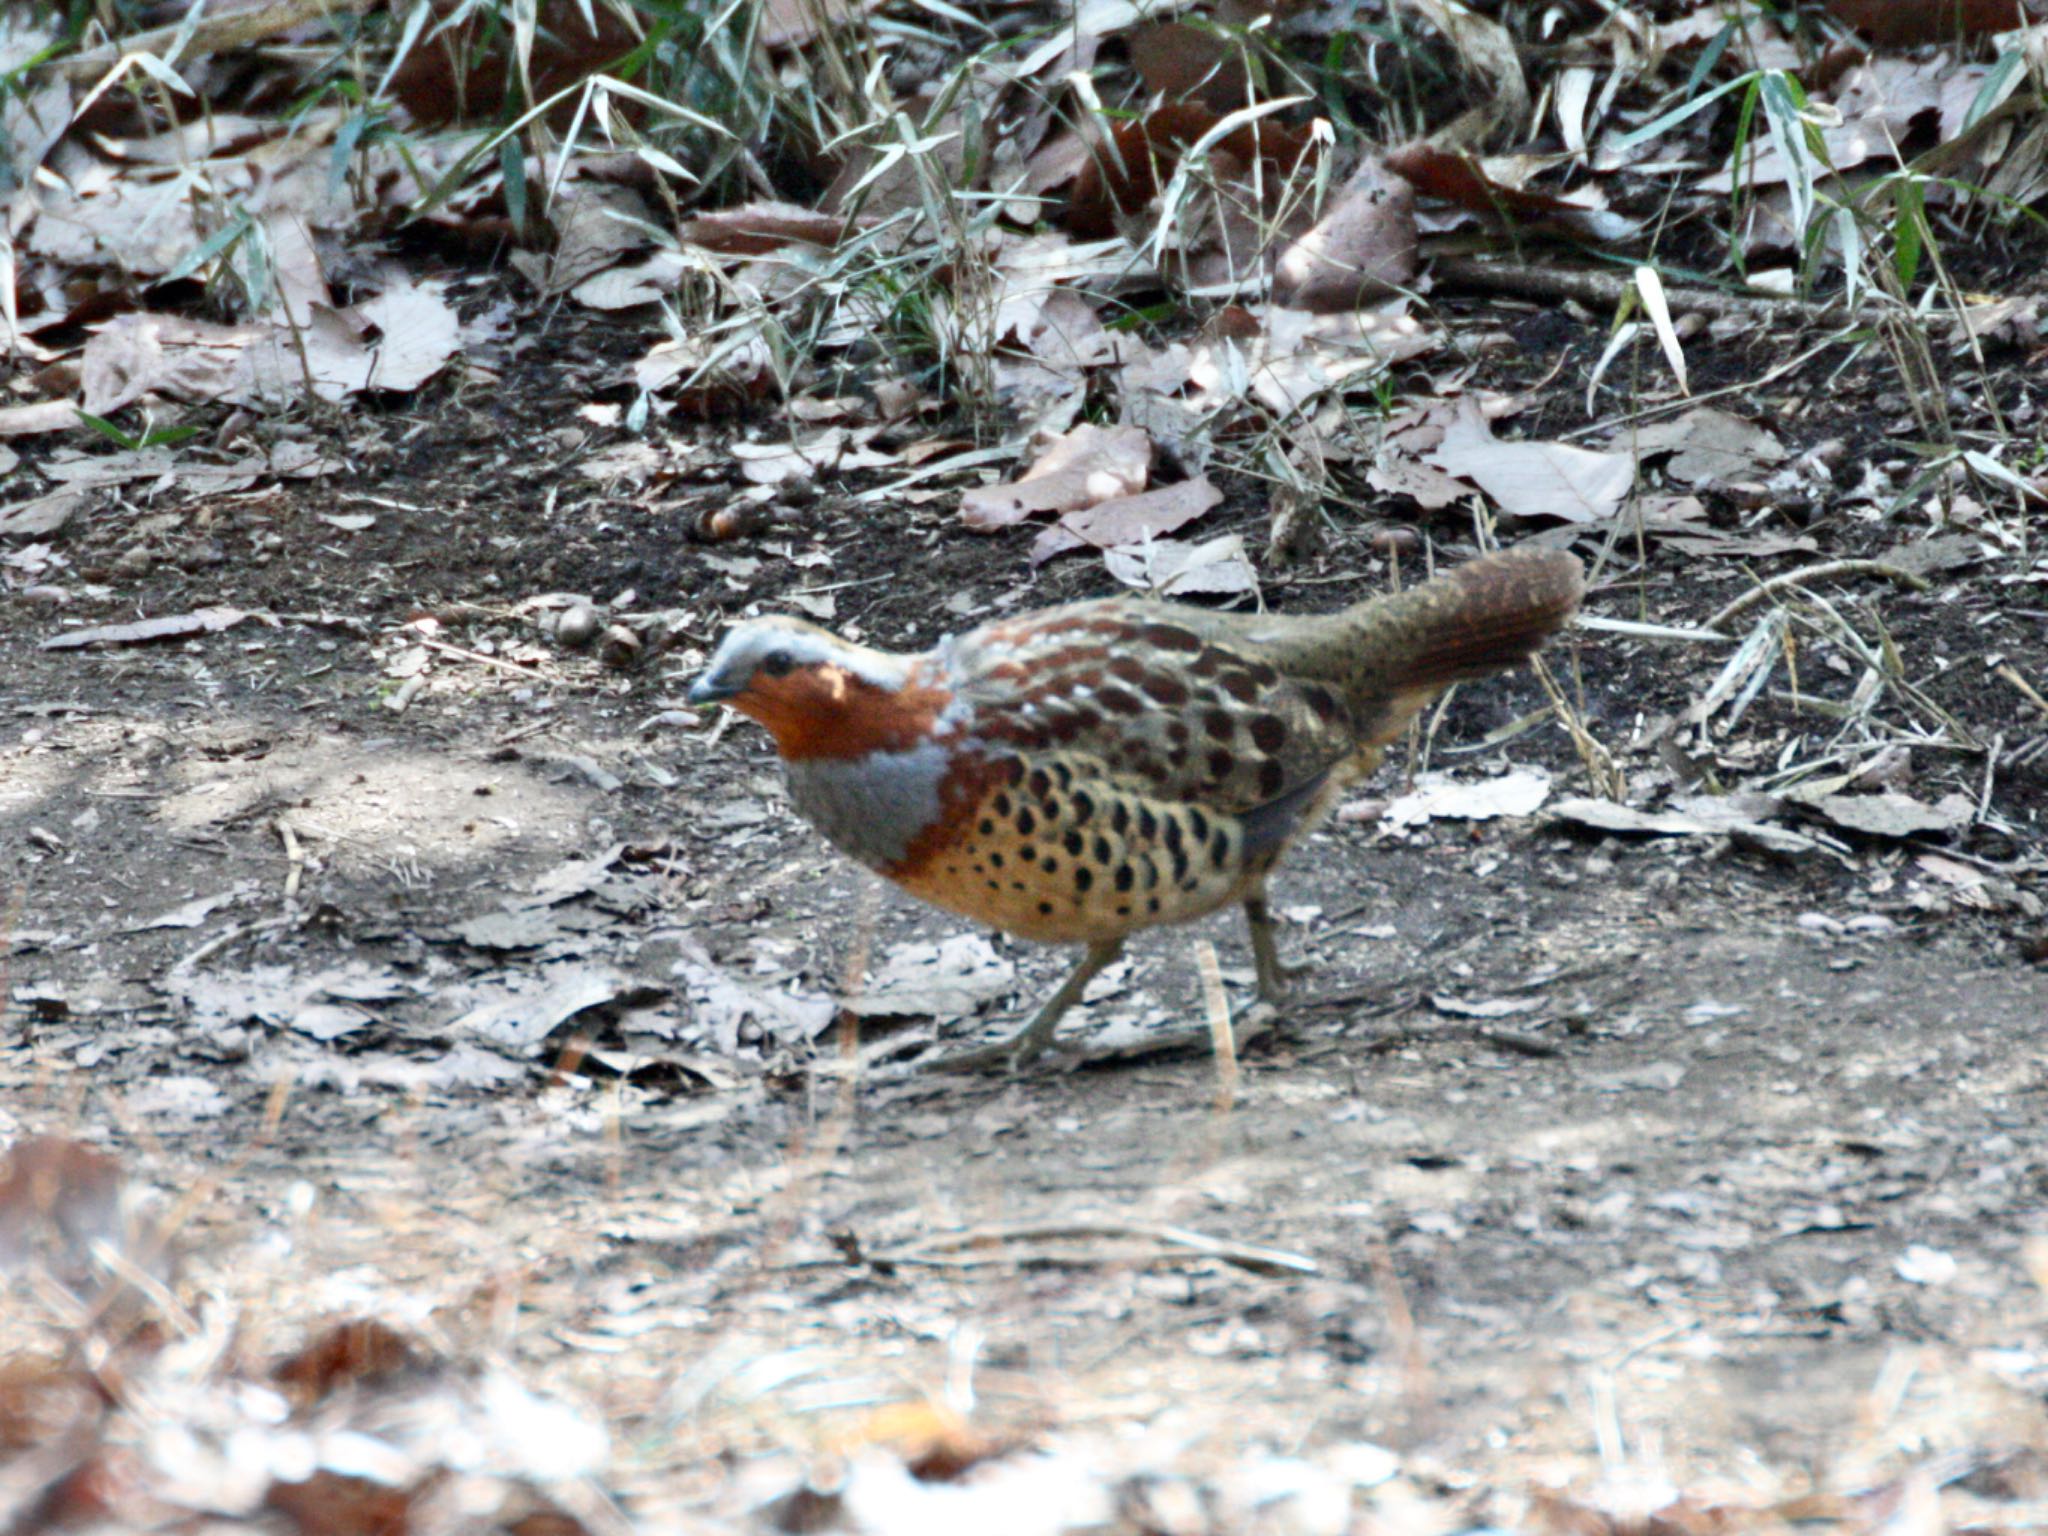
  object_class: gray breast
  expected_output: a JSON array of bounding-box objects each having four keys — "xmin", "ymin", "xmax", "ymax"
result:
[{"xmin": 783, "ymin": 740, "xmax": 948, "ymax": 871}]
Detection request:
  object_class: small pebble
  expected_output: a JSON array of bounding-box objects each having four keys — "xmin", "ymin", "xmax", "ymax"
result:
[{"xmin": 556, "ymin": 603, "xmax": 603, "ymax": 649}]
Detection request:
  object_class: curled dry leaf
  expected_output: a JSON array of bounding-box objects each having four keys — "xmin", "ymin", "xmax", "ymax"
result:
[
  {"xmin": 387, "ymin": 0, "xmax": 637, "ymax": 128},
  {"xmin": 1127, "ymin": 21, "xmax": 1254, "ymax": 111},
  {"xmin": 1065, "ymin": 103, "xmax": 1320, "ymax": 242},
  {"xmin": 1273, "ymin": 156, "xmax": 1418, "ymax": 312},
  {"xmin": 1824, "ymin": 0, "xmax": 2038, "ymax": 45},
  {"xmin": 1383, "ymin": 144, "xmax": 1640, "ymax": 244},
  {"xmin": 680, "ymin": 202, "xmax": 854, "ymax": 255},
  {"xmin": 960, "ymin": 424, "xmax": 1153, "ymax": 531}
]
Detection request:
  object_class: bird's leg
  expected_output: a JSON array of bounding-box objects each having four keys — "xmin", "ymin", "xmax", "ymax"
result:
[
  {"xmin": 933, "ymin": 938, "xmax": 1126, "ymax": 1073},
  {"xmin": 1243, "ymin": 887, "xmax": 1313, "ymax": 1004}
]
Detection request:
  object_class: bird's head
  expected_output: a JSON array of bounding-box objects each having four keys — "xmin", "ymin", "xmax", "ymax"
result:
[{"xmin": 687, "ymin": 616, "xmax": 942, "ymax": 759}]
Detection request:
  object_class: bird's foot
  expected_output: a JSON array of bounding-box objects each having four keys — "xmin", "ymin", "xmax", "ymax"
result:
[
  {"xmin": 924, "ymin": 1026, "xmax": 1068, "ymax": 1075},
  {"xmin": 1253, "ymin": 954, "xmax": 1316, "ymax": 1006}
]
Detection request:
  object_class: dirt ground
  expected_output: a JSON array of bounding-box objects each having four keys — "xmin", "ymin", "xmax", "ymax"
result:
[{"xmin": 5, "ymin": 283, "xmax": 2048, "ymax": 1528}]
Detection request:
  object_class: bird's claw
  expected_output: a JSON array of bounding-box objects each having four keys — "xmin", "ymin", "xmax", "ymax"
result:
[{"xmin": 926, "ymin": 1034, "xmax": 1061, "ymax": 1075}]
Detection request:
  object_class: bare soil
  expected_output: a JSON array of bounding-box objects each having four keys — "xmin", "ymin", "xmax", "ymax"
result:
[{"xmin": 5, "ymin": 284, "xmax": 2048, "ymax": 1525}]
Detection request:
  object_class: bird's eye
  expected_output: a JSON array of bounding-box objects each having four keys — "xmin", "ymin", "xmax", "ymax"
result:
[{"xmin": 760, "ymin": 649, "xmax": 796, "ymax": 678}]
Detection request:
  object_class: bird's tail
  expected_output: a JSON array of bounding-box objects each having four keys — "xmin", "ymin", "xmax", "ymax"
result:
[{"xmin": 1312, "ymin": 547, "xmax": 1585, "ymax": 746}]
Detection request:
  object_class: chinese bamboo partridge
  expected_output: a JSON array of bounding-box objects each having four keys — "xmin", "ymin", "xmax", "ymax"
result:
[{"xmin": 688, "ymin": 547, "xmax": 1584, "ymax": 1070}]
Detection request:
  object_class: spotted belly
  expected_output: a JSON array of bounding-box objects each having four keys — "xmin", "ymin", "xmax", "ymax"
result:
[{"xmin": 889, "ymin": 752, "xmax": 1286, "ymax": 945}]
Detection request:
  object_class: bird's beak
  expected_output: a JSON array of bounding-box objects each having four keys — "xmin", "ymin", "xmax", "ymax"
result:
[{"xmin": 687, "ymin": 672, "xmax": 738, "ymax": 707}]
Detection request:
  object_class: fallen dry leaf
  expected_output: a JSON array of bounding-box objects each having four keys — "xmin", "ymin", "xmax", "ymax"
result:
[
  {"xmin": 41, "ymin": 606, "xmax": 257, "ymax": 651},
  {"xmin": 1428, "ymin": 400, "xmax": 1633, "ymax": 523},
  {"xmin": 960, "ymin": 423, "xmax": 1153, "ymax": 531},
  {"xmin": 1030, "ymin": 475, "xmax": 1223, "ymax": 563},
  {"xmin": 1626, "ymin": 407, "xmax": 1788, "ymax": 486},
  {"xmin": 1103, "ymin": 530, "xmax": 1257, "ymax": 597}
]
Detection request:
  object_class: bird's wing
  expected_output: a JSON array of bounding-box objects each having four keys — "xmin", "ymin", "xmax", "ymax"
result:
[{"xmin": 941, "ymin": 598, "xmax": 1359, "ymax": 816}]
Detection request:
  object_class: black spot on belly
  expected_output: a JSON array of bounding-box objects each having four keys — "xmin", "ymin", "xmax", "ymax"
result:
[
  {"xmin": 1002, "ymin": 758, "xmax": 1027, "ymax": 785},
  {"xmin": 1138, "ymin": 806, "xmax": 1158, "ymax": 840},
  {"xmin": 1110, "ymin": 803, "xmax": 1131, "ymax": 834},
  {"xmin": 1064, "ymin": 830, "xmax": 1084, "ymax": 856},
  {"xmin": 1248, "ymin": 660, "xmax": 1280, "ymax": 688},
  {"xmin": 1094, "ymin": 836, "xmax": 1111, "ymax": 863},
  {"xmin": 1203, "ymin": 709, "xmax": 1234, "ymax": 741},
  {"xmin": 1071, "ymin": 792, "xmax": 1095, "ymax": 824},
  {"xmin": 1304, "ymin": 685, "xmax": 1341, "ymax": 722},
  {"xmin": 1139, "ymin": 623, "xmax": 1202, "ymax": 653},
  {"xmin": 1148, "ymin": 896, "xmax": 1162, "ymax": 913},
  {"xmin": 1019, "ymin": 846, "xmax": 1037, "ymax": 864},
  {"xmin": 1170, "ymin": 848, "xmax": 1189, "ymax": 883},
  {"xmin": 1038, "ymin": 901, "xmax": 1053, "ymax": 916},
  {"xmin": 1208, "ymin": 748, "xmax": 1236, "ymax": 780},
  {"xmin": 1044, "ymin": 796, "xmax": 1062, "ymax": 821},
  {"xmin": 1220, "ymin": 671, "xmax": 1259, "ymax": 703},
  {"xmin": 993, "ymin": 792, "xmax": 1012, "ymax": 816},
  {"xmin": 1141, "ymin": 672, "xmax": 1190, "ymax": 706},
  {"xmin": 1114, "ymin": 865, "xmax": 1135, "ymax": 892},
  {"xmin": 1250, "ymin": 714, "xmax": 1287, "ymax": 753},
  {"xmin": 1258, "ymin": 759, "xmax": 1286, "ymax": 798},
  {"xmin": 1097, "ymin": 685, "xmax": 1143, "ymax": 716},
  {"xmin": 1043, "ymin": 857, "xmax": 1059, "ymax": 875},
  {"xmin": 1188, "ymin": 807, "xmax": 1210, "ymax": 842},
  {"xmin": 1163, "ymin": 818, "xmax": 1184, "ymax": 854},
  {"xmin": 1015, "ymin": 807, "xmax": 1036, "ymax": 835},
  {"xmin": 1027, "ymin": 769, "xmax": 1051, "ymax": 799},
  {"xmin": 1074, "ymin": 866, "xmax": 1093, "ymax": 892},
  {"xmin": 990, "ymin": 853, "xmax": 1006, "ymax": 869},
  {"xmin": 1167, "ymin": 719, "xmax": 1191, "ymax": 746},
  {"xmin": 1109, "ymin": 656, "xmax": 1147, "ymax": 684}
]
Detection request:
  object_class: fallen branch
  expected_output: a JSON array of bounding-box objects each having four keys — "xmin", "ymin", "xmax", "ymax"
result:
[
  {"xmin": 1431, "ymin": 257, "xmax": 1816, "ymax": 321},
  {"xmin": 51, "ymin": 0, "xmax": 375, "ymax": 84}
]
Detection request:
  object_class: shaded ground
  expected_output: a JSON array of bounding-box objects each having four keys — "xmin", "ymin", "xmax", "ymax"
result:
[{"xmin": 4, "ymin": 285, "xmax": 2048, "ymax": 1527}]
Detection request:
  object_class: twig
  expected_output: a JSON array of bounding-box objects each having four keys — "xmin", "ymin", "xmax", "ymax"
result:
[
  {"xmin": 1997, "ymin": 663, "xmax": 2048, "ymax": 718},
  {"xmin": 166, "ymin": 916, "xmax": 292, "ymax": 976},
  {"xmin": 880, "ymin": 1219, "xmax": 1318, "ymax": 1278},
  {"xmin": 1705, "ymin": 560, "xmax": 1931, "ymax": 633},
  {"xmin": 1359, "ymin": 1020, "xmax": 1562, "ymax": 1059},
  {"xmin": 413, "ymin": 634, "xmax": 548, "ymax": 677},
  {"xmin": 1431, "ymin": 257, "xmax": 1818, "ymax": 321}
]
